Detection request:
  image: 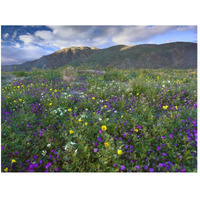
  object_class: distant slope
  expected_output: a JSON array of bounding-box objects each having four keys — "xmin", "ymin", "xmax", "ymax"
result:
[{"xmin": 1, "ymin": 42, "xmax": 197, "ymax": 72}]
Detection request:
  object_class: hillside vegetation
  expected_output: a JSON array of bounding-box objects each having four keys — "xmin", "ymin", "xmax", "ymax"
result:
[
  {"xmin": 1, "ymin": 66, "xmax": 197, "ymax": 172},
  {"xmin": 1, "ymin": 42, "xmax": 197, "ymax": 72}
]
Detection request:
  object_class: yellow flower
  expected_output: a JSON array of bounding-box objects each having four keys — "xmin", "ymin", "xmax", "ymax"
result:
[
  {"xmin": 19, "ymin": 99, "xmax": 22, "ymax": 102},
  {"xmin": 49, "ymin": 103, "xmax": 52, "ymax": 106},
  {"xmin": 137, "ymin": 93, "xmax": 139, "ymax": 96},
  {"xmin": 163, "ymin": 105, "xmax": 168, "ymax": 110},
  {"xmin": 69, "ymin": 130, "xmax": 74, "ymax": 134},
  {"xmin": 104, "ymin": 142, "xmax": 109, "ymax": 147},
  {"xmin": 102, "ymin": 125, "xmax": 107, "ymax": 131},
  {"xmin": 50, "ymin": 88, "xmax": 52, "ymax": 91},
  {"xmin": 54, "ymin": 89, "xmax": 57, "ymax": 92},
  {"xmin": 117, "ymin": 150, "xmax": 122, "ymax": 155},
  {"xmin": 13, "ymin": 100, "xmax": 16, "ymax": 103},
  {"xmin": 17, "ymin": 86, "xmax": 20, "ymax": 89},
  {"xmin": 68, "ymin": 108, "xmax": 72, "ymax": 112},
  {"xmin": 4, "ymin": 167, "xmax": 8, "ymax": 172},
  {"xmin": 175, "ymin": 106, "xmax": 178, "ymax": 109},
  {"xmin": 92, "ymin": 97, "xmax": 95, "ymax": 100},
  {"xmin": 171, "ymin": 115, "xmax": 173, "ymax": 118},
  {"xmin": 85, "ymin": 123, "xmax": 88, "ymax": 126},
  {"xmin": 104, "ymin": 105, "xmax": 107, "ymax": 108},
  {"xmin": 121, "ymin": 115, "xmax": 123, "ymax": 118},
  {"xmin": 134, "ymin": 129, "xmax": 139, "ymax": 132},
  {"xmin": 12, "ymin": 159, "xmax": 16, "ymax": 163},
  {"xmin": 78, "ymin": 118, "xmax": 82, "ymax": 122}
]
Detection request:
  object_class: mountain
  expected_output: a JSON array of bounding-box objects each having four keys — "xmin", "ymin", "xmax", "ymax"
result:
[{"xmin": 1, "ymin": 42, "xmax": 197, "ymax": 72}]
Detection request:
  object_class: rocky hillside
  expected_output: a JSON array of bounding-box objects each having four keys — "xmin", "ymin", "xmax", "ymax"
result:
[{"xmin": 1, "ymin": 42, "xmax": 197, "ymax": 71}]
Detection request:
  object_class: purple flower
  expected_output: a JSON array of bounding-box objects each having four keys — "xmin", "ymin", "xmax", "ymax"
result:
[
  {"xmin": 181, "ymin": 169, "xmax": 186, "ymax": 172},
  {"xmin": 33, "ymin": 155, "xmax": 38, "ymax": 159},
  {"xmin": 120, "ymin": 165, "xmax": 126, "ymax": 171},
  {"xmin": 137, "ymin": 126, "xmax": 142, "ymax": 129},
  {"xmin": 39, "ymin": 160, "xmax": 43, "ymax": 164},
  {"xmin": 136, "ymin": 165, "xmax": 140, "ymax": 170},
  {"xmin": 45, "ymin": 162, "xmax": 51, "ymax": 169},
  {"xmin": 157, "ymin": 146, "xmax": 161, "ymax": 151},
  {"xmin": 94, "ymin": 148, "xmax": 98, "ymax": 153},
  {"xmin": 33, "ymin": 163, "xmax": 38, "ymax": 168},
  {"xmin": 149, "ymin": 168, "xmax": 154, "ymax": 172},
  {"xmin": 113, "ymin": 163, "xmax": 117, "ymax": 168},
  {"xmin": 55, "ymin": 168, "xmax": 59, "ymax": 172},
  {"xmin": 1, "ymin": 146, "xmax": 4, "ymax": 150},
  {"xmin": 97, "ymin": 137, "xmax": 102, "ymax": 142},
  {"xmin": 51, "ymin": 149, "xmax": 55, "ymax": 153},
  {"xmin": 49, "ymin": 154, "xmax": 52, "ymax": 159},
  {"xmin": 161, "ymin": 153, "xmax": 167, "ymax": 156},
  {"xmin": 129, "ymin": 145, "xmax": 133, "ymax": 149},
  {"xmin": 99, "ymin": 130, "xmax": 102, "ymax": 133},
  {"xmin": 144, "ymin": 165, "xmax": 148, "ymax": 170},
  {"xmin": 169, "ymin": 133, "xmax": 173, "ymax": 138}
]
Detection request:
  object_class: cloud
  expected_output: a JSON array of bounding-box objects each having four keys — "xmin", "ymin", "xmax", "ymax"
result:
[
  {"xmin": 3, "ymin": 33, "xmax": 9, "ymax": 39},
  {"xmin": 1, "ymin": 44, "xmax": 53, "ymax": 65},
  {"xmin": 12, "ymin": 31, "xmax": 17, "ymax": 40},
  {"xmin": 2, "ymin": 25, "xmax": 197, "ymax": 65},
  {"xmin": 176, "ymin": 26, "xmax": 197, "ymax": 32}
]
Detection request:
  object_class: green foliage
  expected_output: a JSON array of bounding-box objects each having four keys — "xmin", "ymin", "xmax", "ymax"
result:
[{"xmin": 1, "ymin": 67, "xmax": 197, "ymax": 172}]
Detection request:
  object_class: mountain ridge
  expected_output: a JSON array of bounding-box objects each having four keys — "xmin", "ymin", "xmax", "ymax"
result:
[{"xmin": 1, "ymin": 42, "xmax": 197, "ymax": 72}]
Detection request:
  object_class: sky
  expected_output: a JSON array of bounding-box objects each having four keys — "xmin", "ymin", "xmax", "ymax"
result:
[{"xmin": 1, "ymin": 25, "xmax": 197, "ymax": 65}]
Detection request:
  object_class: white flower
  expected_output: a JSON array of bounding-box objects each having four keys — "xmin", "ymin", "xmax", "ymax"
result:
[
  {"xmin": 114, "ymin": 110, "xmax": 117, "ymax": 113},
  {"xmin": 71, "ymin": 142, "xmax": 76, "ymax": 145},
  {"xmin": 99, "ymin": 118, "xmax": 102, "ymax": 121},
  {"xmin": 41, "ymin": 150, "xmax": 47, "ymax": 156},
  {"xmin": 47, "ymin": 143, "xmax": 51, "ymax": 148}
]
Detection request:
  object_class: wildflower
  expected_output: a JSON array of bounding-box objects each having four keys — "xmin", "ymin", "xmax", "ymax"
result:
[
  {"xmin": 157, "ymin": 146, "xmax": 161, "ymax": 151},
  {"xmin": 113, "ymin": 163, "xmax": 117, "ymax": 168},
  {"xmin": 136, "ymin": 165, "xmax": 140, "ymax": 170},
  {"xmin": 117, "ymin": 150, "xmax": 122, "ymax": 155},
  {"xmin": 78, "ymin": 118, "xmax": 82, "ymax": 122},
  {"xmin": 104, "ymin": 142, "xmax": 109, "ymax": 147},
  {"xmin": 69, "ymin": 130, "xmax": 74, "ymax": 134},
  {"xmin": 104, "ymin": 105, "xmax": 107, "ymax": 108},
  {"xmin": 120, "ymin": 165, "xmax": 126, "ymax": 171},
  {"xmin": 121, "ymin": 115, "xmax": 123, "ymax": 118},
  {"xmin": 47, "ymin": 144, "xmax": 51, "ymax": 148},
  {"xmin": 54, "ymin": 89, "xmax": 57, "ymax": 92},
  {"xmin": 85, "ymin": 123, "xmax": 88, "ymax": 126},
  {"xmin": 92, "ymin": 97, "xmax": 95, "ymax": 100},
  {"xmin": 12, "ymin": 159, "xmax": 16, "ymax": 163},
  {"xmin": 19, "ymin": 99, "xmax": 22, "ymax": 102},
  {"xmin": 17, "ymin": 86, "xmax": 20, "ymax": 89},
  {"xmin": 137, "ymin": 93, "xmax": 139, "ymax": 95},
  {"xmin": 134, "ymin": 129, "xmax": 139, "ymax": 132},
  {"xmin": 13, "ymin": 100, "xmax": 16, "ymax": 103},
  {"xmin": 94, "ymin": 148, "xmax": 98, "ymax": 153},
  {"xmin": 101, "ymin": 125, "xmax": 107, "ymax": 131},
  {"xmin": 175, "ymin": 106, "xmax": 178, "ymax": 109},
  {"xmin": 149, "ymin": 168, "xmax": 154, "ymax": 172},
  {"xmin": 50, "ymin": 88, "xmax": 52, "ymax": 91},
  {"xmin": 163, "ymin": 105, "xmax": 168, "ymax": 110},
  {"xmin": 4, "ymin": 167, "xmax": 8, "ymax": 172},
  {"xmin": 97, "ymin": 137, "xmax": 102, "ymax": 142},
  {"xmin": 68, "ymin": 108, "xmax": 72, "ymax": 112},
  {"xmin": 49, "ymin": 103, "xmax": 52, "ymax": 106}
]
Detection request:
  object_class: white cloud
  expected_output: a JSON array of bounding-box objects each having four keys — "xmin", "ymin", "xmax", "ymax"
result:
[
  {"xmin": 3, "ymin": 33, "xmax": 9, "ymax": 39},
  {"xmin": 12, "ymin": 31, "xmax": 17, "ymax": 40},
  {"xmin": 1, "ymin": 44, "xmax": 53, "ymax": 65}
]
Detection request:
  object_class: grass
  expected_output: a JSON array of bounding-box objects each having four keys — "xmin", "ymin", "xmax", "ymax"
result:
[{"xmin": 1, "ymin": 66, "xmax": 197, "ymax": 172}]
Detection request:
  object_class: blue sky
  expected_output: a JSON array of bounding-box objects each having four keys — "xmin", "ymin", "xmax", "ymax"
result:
[{"xmin": 1, "ymin": 25, "xmax": 197, "ymax": 65}]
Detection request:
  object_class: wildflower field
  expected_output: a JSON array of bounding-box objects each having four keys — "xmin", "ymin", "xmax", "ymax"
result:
[{"xmin": 1, "ymin": 67, "xmax": 197, "ymax": 172}]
